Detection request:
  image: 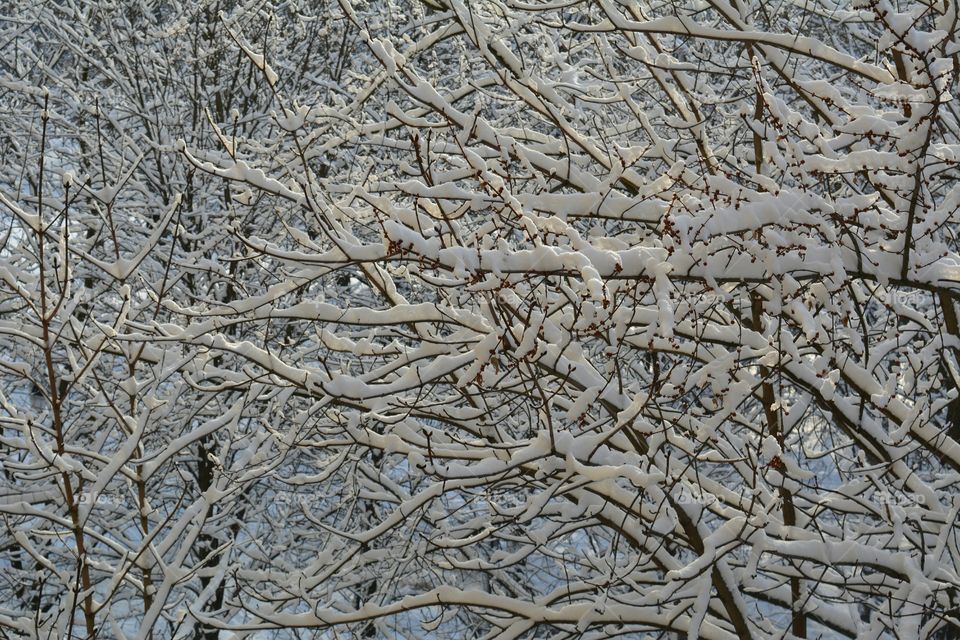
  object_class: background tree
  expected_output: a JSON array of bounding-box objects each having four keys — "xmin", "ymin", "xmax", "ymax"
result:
[{"xmin": 3, "ymin": 0, "xmax": 960, "ymax": 639}]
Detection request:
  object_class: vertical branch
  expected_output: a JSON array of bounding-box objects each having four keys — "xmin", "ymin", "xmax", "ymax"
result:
[
  {"xmin": 750, "ymin": 56, "xmax": 805, "ymax": 635},
  {"xmin": 35, "ymin": 94, "xmax": 96, "ymax": 639}
]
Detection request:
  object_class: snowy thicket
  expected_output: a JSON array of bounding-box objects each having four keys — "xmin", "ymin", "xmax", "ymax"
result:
[{"xmin": 1, "ymin": 0, "xmax": 960, "ymax": 638}]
